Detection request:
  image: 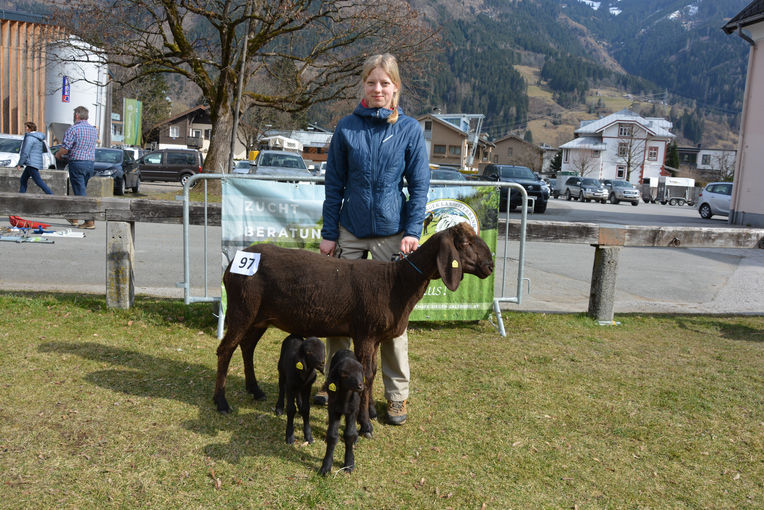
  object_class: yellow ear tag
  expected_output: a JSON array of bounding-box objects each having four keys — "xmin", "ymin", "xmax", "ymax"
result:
[
  {"xmin": 451, "ymin": 260, "xmax": 459, "ymax": 268},
  {"xmin": 328, "ymin": 383, "xmax": 337, "ymax": 392},
  {"xmin": 295, "ymin": 361, "xmax": 304, "ymax": 370}
]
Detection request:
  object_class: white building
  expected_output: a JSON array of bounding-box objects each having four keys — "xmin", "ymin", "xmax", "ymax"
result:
[{"xmin": 559, "ymin": 109, "xmax": 675, "ymax": 184}]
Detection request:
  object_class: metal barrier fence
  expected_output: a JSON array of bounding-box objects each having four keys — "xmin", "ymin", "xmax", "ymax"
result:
[{"xmin": 180, "ymin": 174, "xmax": 529, "ymax": 337}]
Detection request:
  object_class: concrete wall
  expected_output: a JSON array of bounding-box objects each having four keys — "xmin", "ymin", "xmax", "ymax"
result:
[{"xmin": 0, "ymin": 167, "xmax": 112, "ymax": 197}]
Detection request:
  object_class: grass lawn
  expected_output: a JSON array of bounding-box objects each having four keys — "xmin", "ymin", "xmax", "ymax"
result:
[{"xmin": 1, "ymin": 292, "xmax": 761, "ymax": 508}]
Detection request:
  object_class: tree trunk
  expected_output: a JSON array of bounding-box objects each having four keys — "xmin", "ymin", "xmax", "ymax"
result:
[{"xmin": 201, "ymin": 105, "xmax": 235, "ymax": 195}]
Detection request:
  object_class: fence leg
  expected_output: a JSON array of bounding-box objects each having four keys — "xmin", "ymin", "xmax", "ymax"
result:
[
  {"xmin": 588, "ymin": 245, "xmax": 620, "ymax": 323},
  {"xmin": 106, "ymin": 221, "xmax": 135, "ymax": 309}
]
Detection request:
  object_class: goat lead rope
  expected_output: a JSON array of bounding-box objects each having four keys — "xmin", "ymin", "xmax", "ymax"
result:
[{"xmin": 395, "ymin": 251, "xmax": 423, "ymax": 275}]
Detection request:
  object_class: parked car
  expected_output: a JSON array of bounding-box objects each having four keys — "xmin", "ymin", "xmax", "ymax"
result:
[
  {"xmin": 430, "ymin": 167, "xmax": 467, "ymax": 183},
  {"xmin": 0, "ymin": 133, "xmax": 56, "ymax": 169},
  {"xmin": 697, "ymin": 182, "xmax": 733, "ymax": 219},
  {"xmin": 601, "ymin": 179, "xmax": 640, "ymax": 206},
  {"xmin": 232, "ymin": 160, "xmax": 252, "ymax": 174},
  {"xmin": 93, "ymin": 148, "xmax": 141, "ymax": 195},
  {"xmin": 251, "ymin": 150, "xmax": 312, "ymax": 180},
  {"xmin": 137, "ymin": 148, "xmax": 204, "ymax": 186},
  {"xmin": 473, "ymin": 164, "xmax": 549, "ymax": 213},
  {"xmin": 562, "ymin": 176, "xmax": 608, "ymax": 203}
]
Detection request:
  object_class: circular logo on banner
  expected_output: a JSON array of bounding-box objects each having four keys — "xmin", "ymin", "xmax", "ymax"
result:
[{"xmin": 423, "ymin": 199, "xmax": 480, "ymax": 237}]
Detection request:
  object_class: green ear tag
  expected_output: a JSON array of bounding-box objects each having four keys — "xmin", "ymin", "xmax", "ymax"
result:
[
  {"xmin": 295, "ymin": 361, "xmax": 304, "ymax": 370},
  {"xmin": 328, "ymin": 383, "xmax": 337, "ymax": 392}
]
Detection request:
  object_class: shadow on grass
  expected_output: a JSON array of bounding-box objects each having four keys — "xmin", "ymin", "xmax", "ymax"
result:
[
  {"xmin": 671, "ymin": 316, "xmax": 764, "ymax": 343},
  {"xmin": 37, "ymin": 340, "xmax": 325, "ymax": 470}
]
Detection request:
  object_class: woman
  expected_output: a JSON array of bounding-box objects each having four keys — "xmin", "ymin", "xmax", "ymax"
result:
[
  {"xmin": 17, "ymin": 121, "xmax": 53, "ymax": 195},
  {"xmin": 318, "ymin": 53, "xmax": 430, "ymax": 426}
]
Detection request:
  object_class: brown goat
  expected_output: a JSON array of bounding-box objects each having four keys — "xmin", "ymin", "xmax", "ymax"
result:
[{"xmin": 214, "ymin": 222, "xmax": 494, "ymax": 437}]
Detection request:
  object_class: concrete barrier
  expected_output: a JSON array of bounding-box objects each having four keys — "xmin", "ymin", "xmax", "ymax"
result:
[
  {"xmin": 0, "ymin": 167, "xmax": 113, "ymax": 197},
  {"xmin": 0, "ymin": 167, "xmax": 68, "ymax": 195}
]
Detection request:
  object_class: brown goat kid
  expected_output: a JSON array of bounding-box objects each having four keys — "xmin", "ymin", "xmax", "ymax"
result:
[{"xmin": 214, "ymin": 222, "xmax": 494, "ymax": 437}]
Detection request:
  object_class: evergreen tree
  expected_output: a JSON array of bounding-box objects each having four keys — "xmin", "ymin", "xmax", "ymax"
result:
[{"xmin": 524, "ymin": 130, "xmax": 533, "ymax": 143}]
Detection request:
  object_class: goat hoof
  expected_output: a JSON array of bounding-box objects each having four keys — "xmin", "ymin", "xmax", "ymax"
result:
[
  {"xmin": 274, "ymin": 408, "xmax": 283, "ymax": 416},
  {"xmin": 318, "ymin": 466, "xmax": 330, "ymax": 477},
  {"xmin": 214, "ymin": 396, "xmax": 232, "ymax": 413},
  {"xmin": 363, "ymin": 431, "xmax": 373, "ymax": 439},
  {"xmin": 286, "ymin": 436, "xmax": 295, "ymax": 445},
  {"xmin": 251, "ymin": 389, "xmax": 267, "ymax": 401},
  {"xmin": 342, "ymin": 463, "xmax": 355, "ymax": 474}
]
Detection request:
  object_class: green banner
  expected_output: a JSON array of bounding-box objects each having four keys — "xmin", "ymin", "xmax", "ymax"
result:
[
  {"xmin": 221, "ymin": 178, "xmax": 498, "ymax": 321},
  {"xmin": 122, "ymin": 98, "xmax": 143, "ymax": 146}
]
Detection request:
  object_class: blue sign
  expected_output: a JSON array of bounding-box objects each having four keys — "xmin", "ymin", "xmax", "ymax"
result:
[{"xmin": 62, "ymin": 76, "xmax": 70, "ymax": 103}]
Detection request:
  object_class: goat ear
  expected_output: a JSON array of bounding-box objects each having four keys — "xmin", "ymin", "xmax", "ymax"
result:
[{"xmin": 437, "ymin": 233, "xmax": 463, "ymax": 291}]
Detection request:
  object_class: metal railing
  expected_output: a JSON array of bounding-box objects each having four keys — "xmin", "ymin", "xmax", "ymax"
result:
[{"xmin": 180, "ymin": 173, "xmax": 529, "ymax": 337}]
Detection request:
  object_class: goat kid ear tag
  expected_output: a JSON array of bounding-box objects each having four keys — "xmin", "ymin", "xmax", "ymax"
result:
[
  {"xmin": 328, "ymin": 383, "xmax": 337, "ymax": 392},
  {"xmin": 231, "ymin": 250, "xmax": 261, "ymax": 276},
  {"xmin": 295, "ymin": 361, "xmax": 304, "ymax": 371},
  {"xmin": 451, "ymin": 259, "xmax": 459, "ymax": 268}
]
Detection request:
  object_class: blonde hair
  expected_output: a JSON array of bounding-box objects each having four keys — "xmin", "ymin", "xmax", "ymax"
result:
[{"xmin": 362, "ymin": 53, "xmax": 401, "ymax": 124}]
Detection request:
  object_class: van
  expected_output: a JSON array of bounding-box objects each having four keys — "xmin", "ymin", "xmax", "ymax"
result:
[{"xmin": 137, "ymin": 149, "xmax": 203, "ymax": 186}]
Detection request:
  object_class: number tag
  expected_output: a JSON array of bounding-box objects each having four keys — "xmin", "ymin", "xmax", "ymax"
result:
[{"xmin": 230, "ymin": 250, "xmax": 261, "ymax": 276}]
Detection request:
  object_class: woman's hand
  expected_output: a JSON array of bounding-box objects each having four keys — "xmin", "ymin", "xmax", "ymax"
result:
[
  {"xmin": 320, "ymin": 239, "xmax": 336, "ymax": 256},
  {"xmin": 400, "ymin": 236, "xmax": 419, "ymax": 254}
]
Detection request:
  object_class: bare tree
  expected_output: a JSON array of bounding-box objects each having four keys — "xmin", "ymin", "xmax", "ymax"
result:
[
  {"xmin": 713, "ymin": 150, "xmax": 736, "ymax": 181},
  {"xmin": 615, "ymin": 131, "xmax": 646, "ymax": 181},
  {"xmin": 53, "ymin": 0, "xmax": 437, "ymax": 174},
  {"xmin": 570, "ymin": 150, "xmax": 598, "ymax": 177}
]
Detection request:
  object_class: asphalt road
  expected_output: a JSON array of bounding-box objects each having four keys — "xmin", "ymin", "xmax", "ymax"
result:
[{"xmin": 1, "ymin": 187, "xmax": 762, "ymax": 315}]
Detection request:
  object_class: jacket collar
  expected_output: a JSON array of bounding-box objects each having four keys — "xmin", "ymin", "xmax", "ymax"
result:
[{"xmin": 354, "ymin": 101, "xmax": 401, "ymax": 121}]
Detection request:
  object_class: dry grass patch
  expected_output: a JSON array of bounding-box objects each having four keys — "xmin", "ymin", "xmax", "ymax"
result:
[{"xmin": 1, "ymin": 293, "xmax": 762, "ymax": 508}]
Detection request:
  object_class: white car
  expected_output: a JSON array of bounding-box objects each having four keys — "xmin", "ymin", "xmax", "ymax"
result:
[
  {"xmin": 697, "ymin": 182, "xmax": 733, "ymax": 219},
  {"xmin": 0, "ymin": 133, "xmax": 57, "ymax": 169}
]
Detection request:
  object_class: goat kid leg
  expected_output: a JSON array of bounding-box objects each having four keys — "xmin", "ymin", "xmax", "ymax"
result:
[
  {"xmin": 240, "ymin": 328, "xmax": 267, "ymax": 401},
  {"xmin": 354, "ymin": 343, "xmax": 377, "ymax": 438},
  {"xmin": 284, "ymin": 389, "xmax": 297, "ymax": 444},
  {"xmin": 298, "ymin": 388, "xmax": 313, "ymax": 443},
  {"xmin": 319, "ymin": 414, "xmax": 341, "ymax": 476},
  {"xmin": 275, "ymin": 372, "xmax": 286, "ymax": 416},
  {"xmin": 343, "ymin": 412, "xmax": 360, "ymax": 473}
]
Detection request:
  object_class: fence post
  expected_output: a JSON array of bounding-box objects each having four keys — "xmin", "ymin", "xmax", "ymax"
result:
[
  {"xmin": 588, "ymin": 226, "xmax": 625, "ymax": 323},
  {"xmin": 106, "ymin": 221, "xmax": 135, "ymax": 309}
]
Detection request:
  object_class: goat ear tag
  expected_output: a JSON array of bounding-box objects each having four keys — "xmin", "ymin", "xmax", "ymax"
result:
[
  {"xmin": 295, "ymin": 361, "xmax": 304, "ymax": 370},
  {"xmin": 230, "ymin": 250, "xmax": 261, "ymax": 276},
  {"xmin": 328, "ymin": 383, "xmax": 336, "ymax": 392},
  {"xmin": 451, "ymin": 259, "xmax": 459, "ymax": 268}
]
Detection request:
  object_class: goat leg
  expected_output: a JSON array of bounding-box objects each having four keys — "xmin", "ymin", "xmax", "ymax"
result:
[
  {"xmin": 319, "ymin": 414, "xmax": 341, "ymax": 476},
  {"xmin": 274, "ymin": 373, "xmax": 286, "ymax": 416},
  {"xmin": 354, "ymin": 346, "xmax": 376, "ymax": 438},
  {"xmin": 343, "ymin": 411, "xmax": 359, "ymax": 473},
  {"xmin": 213, "ymin": 339, "xmax": 238, "ymax": 413},
  {"xmin": 240, "ymin": 330, "xmax": 266, "ymax": 401},
  {"xmin": 285, "ymin": 390, "xmax": 297, "ymax": 444},
  {"xmin": 298, "ymin": 387, "xmax": 313, "ymax": 443}
]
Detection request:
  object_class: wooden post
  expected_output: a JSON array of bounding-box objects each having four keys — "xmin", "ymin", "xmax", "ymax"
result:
[
  {"xmin": 106, "ymin": 221, "xmax": 135, "ymax": 309},
  {"xmin": 588, "ymin": 226, "xmax": 626, "ymax": 323}
]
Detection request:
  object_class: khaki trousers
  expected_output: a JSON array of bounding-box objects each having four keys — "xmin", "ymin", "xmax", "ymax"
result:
[{"xmin": 325, "ymin": 226, "xmax": 410, "ymax": 401}]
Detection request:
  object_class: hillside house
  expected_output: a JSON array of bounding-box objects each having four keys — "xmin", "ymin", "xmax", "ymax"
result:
[
  {"xmin": 677, "ymin": 145, "xmax": 737, "ymax": 181},
  {"xmin": 417, "ymin": 113, "xmax": 494, "ymax": 171},
  {"xmin": 723, "ymin": 0, "xmax": 764, "ymax": 227},
  {"xmin": 263, "ymin": 125, "xmax": 333, "ymax": 166},
  {"xmin": 559, "ymin": 109, "xmax": 675, "ymax": 184},
  {"xmin": 492, "ymin": 134, "xmax": 543, "ymax": 173}
]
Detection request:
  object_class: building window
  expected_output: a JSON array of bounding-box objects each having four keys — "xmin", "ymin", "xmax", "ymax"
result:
[
  {"xmin": 616, "ymin": 165, "xmax": 626, "ymax": 178},
  {"xmin": 701, "ymin": 154, "xmax": 711, "ymax": 166},
  {"xmin": 618, "ymin": 143, "xmax": 628, "ymax": 157},
  {"xmin": 648, "ymin": 146, "xmax": 658, "ymax": 161},
  {"xmin": 563, "ymin": 149, "xmax": 569, "ymax": 163},
  {"xmin": 449, "ymin": 145, "xmax": 461, "ymax": 156},
  {"xmin": 618, "ymin": 124, "xmax": 632, "ymax": 137},
  {"xmin": 433, "ymin": 144, "xmax": 446, "ymax": 155},
  {"xmin": 591, "ymin": 150, "xmax": 600, "ymax": 159},
  {"xmin": 191, "ymin": 129, "xmax": 202, "ymax": 138},
  {"xmin": 424, "ymin": 121, "xmax": 432, "ymax": 131},
  {"xmin": 169, "ymin": 126, "xmax": 179, "ymax": 138},
  {"xmin": 204, "ymin": 129, "xmax": 211, "ymax": 140},
  {"xmin": 507, "ymin": 147, "xmax": 513, "ymax": 157}
]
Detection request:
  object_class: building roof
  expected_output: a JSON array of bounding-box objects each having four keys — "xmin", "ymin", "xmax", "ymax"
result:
[
  {"xmin": 150, "ymin": 105, "xmax": 211, "ymax": 130},
  {"xmin": 575, "ymin": 109, "xmax": 674, "ymax": 138},
  {"xmin": 559, "ymin": 137, "xmax": 607, "ymax": 151},
  {"xmin": 723, "ymin": 0, "xmax": 764, "ymax": 33}
]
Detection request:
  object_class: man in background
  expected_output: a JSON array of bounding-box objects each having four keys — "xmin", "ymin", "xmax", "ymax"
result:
[{"xmin": 56, "ymin": 105, "xmax": 98, "ymax": 229}]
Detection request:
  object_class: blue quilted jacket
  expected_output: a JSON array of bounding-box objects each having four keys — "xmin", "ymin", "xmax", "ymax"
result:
[
  {"xmin": 17, "ymin": 131, "xmax": 46, "ymax": 170},
  {"xmin": 321, "ymin": 103, "xmax": 430, "ymax": 241}
]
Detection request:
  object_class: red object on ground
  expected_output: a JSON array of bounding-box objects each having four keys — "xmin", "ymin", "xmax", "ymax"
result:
[{"xmin": 8, "ymin": 215, "xmax": 52, "ymax": 229}]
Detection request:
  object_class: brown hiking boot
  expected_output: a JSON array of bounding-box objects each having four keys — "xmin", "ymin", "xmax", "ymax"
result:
[
  {"xmin": 386, "ymin": 400, "xmax": 407, "ymax": 425},
  {"xmin": 80, "ymin": 220, "xmax": 96, "ymax": 230},
  {"xmin": 67, "ymin": 219, "xmax": 79, "ymax": 226},
  {"xmin": 313, "ymin": 390, "xmax": 328, "ymax": 406}
]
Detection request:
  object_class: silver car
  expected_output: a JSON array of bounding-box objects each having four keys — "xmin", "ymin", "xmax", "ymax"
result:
[
  {"xmin": 697, "ymin": 182, "xmax": 732, "ymax": 219},
  {"xmin": 252, "ymin": 150, "xmax": 312, "ymax": 180}
]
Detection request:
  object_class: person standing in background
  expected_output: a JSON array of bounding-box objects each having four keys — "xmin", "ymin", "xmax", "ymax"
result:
[
  {"xmin": 17, "ymin": 121, "xmax": 53, "ymax": 195},
  {"xmin": 56, "ymin": 106, "xmax": 98, "ymax": 229}
]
